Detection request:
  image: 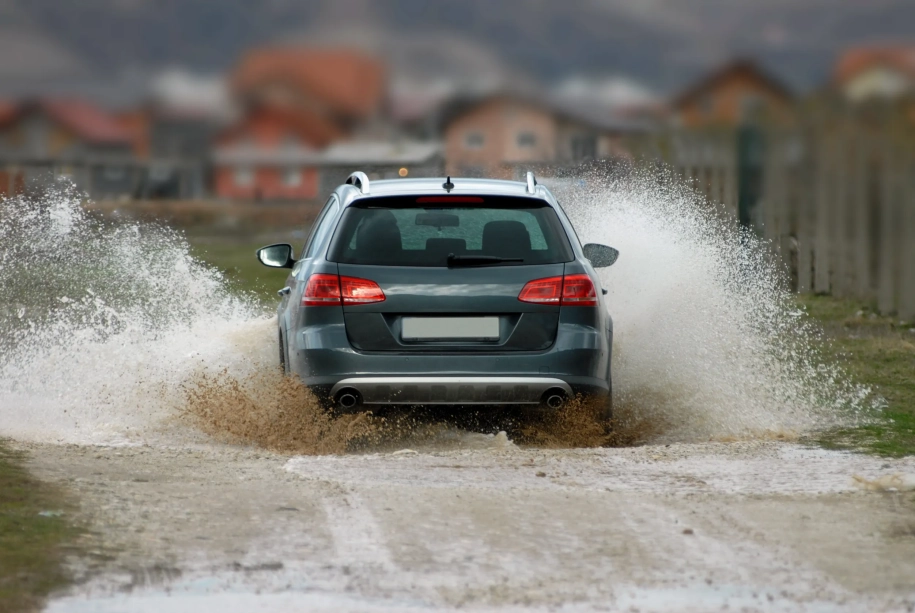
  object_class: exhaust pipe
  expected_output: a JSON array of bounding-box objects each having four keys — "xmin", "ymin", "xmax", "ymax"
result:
[
  {"xmin": 543, "ymin": 388, "xmax": 567, "ymax": 409},
  {"xmin": 336, "ymin": 389, "xmax": 360, "ymax": 410}
]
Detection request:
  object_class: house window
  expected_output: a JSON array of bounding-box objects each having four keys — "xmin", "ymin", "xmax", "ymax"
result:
[
  {"xmin": 235, "ymin": 167, "xmax": 254, "ymax": 187},
  {"xmin": 283, "ymin": 167, "xmax": 301, "ymax": 187},
  {"xmin": 464, "ymin": 131, "xmax": 484, "ymax": 149},
  {"xmin": 516, "ymin": 131, "xmax": 537, "ymax": 148}
]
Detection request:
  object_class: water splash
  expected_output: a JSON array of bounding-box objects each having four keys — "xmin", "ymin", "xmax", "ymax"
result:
[
  {"xmin": 0, "ymin": 176, "xmax": 870, "ymax": 448},
  {"xmin": 0, "ymin": 183, "xmax": 262, "ymax": 444},
  {"xmin": 549, "ymin": 168, "xmax": 870, "ymax": 441}
]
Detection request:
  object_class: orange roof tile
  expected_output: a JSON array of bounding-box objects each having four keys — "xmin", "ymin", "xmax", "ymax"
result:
[
  {"xmin": 0, "ymin": 99, "xmax": 132, "ymax": 144},
  {"xmin": 40, "ymin": 99, "xmax": 132, "ymax": 144},
  {"xmin": 671, "ymin": 59, "xmax": 793, "ymax": 109},
  {"xmin": 834, "ymin": 46, "xmax": 915, "ymax": 84},
  {"xmin": 231, "ymin": 47, "xmax": 385, "ymax": 119}
]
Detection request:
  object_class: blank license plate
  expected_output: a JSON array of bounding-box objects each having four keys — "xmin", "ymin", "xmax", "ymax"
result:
[{"xmin": 402, "ymin": 317, "xmax": 499, "ymax": 341}]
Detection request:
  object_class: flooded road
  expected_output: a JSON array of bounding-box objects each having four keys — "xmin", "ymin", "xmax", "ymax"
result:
[
  {"xmin": 20, "ymin": 439, "xmax": 915, "ymax": 612},
  {"xmin": 2, "ymin": 180, "xmax": 909, "ymax": 611}
]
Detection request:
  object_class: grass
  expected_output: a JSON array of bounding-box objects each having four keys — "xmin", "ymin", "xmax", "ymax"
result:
[
  {"xmin": 0, "ymin": 443, "xmax": 79, "ymax": 612},
  {"xmin": 799, "ymin": 295, "xmax": 915, "ymax": 457},
  {"xmin": 187, "ymin": 236, "xmax": 294, "ymax": 303}
]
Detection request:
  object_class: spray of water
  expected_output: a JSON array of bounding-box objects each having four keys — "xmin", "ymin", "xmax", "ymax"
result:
[
  {"xmin": 0, "ymin": 176, "xmax": 870, "ymax": 449},
  {"xmin": 551, "ymin": 167, "xmax": 870, "ymax": 441},
  {"xmin": 0, "ymin": 182, "xmax": 262, "ymax": 444}
]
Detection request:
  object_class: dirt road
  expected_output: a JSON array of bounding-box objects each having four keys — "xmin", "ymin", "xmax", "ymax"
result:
[{"xmin": 16, "ymin": 438, "xmax": 915, "ymax": 613}]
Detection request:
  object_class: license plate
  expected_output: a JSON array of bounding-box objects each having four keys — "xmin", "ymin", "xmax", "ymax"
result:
[{"xmin": 402, "ymin": 317, "xmax": 500, "ymax": 341}]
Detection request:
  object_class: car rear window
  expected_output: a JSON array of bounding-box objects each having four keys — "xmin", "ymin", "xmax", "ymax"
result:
[{"xmin": 326, "ymin": 196, "xmax": 574, "ymax": 267}]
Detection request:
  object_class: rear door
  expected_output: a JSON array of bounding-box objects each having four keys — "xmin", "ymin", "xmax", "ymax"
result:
[{"xmin": 328, "ymin": 195, "xmax": 574, "ymax": 352}]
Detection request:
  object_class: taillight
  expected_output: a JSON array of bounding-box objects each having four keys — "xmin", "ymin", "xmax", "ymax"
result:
[
  {"xmin": 302, "ymin": 274, "xmax": 342, "ymax": 306},
  {"xmin": 561, "ymin": 274, "xmax": 598, "ymax": 306},
  {"xmin": 518, "ymin": 276, "xmax": 563, "ymax": 305},
  {"xmin": 518, "ymin": 274, "xmax": 598, "ymax": 307},
  {"xmin": 302, "ymin": 274, "xmax": 385, "ymax": 306},
  {"xmin": 340, "ymin": 276, "xmax": 385, "ymax": 305}
]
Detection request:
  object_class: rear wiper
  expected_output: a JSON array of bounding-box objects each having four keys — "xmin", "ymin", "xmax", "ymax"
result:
[{"xmin": 447, "ymin": 254, "xmax": 523, "ymax": 267}]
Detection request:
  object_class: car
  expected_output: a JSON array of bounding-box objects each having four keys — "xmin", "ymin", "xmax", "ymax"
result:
[{"xmin": 256, "ymin": 171, "xmax": 619, "ymax": 421}]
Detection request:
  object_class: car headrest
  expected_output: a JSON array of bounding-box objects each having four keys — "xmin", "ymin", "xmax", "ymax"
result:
[
  {"xmin": 482, "ymin": 220, "xmax": 531, "ymax": 258},
  {"xmin": 355, "ymin": 211, "xmax": 402, "ymax": 256}
]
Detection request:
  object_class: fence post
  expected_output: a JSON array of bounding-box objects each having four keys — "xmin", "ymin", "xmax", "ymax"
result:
[
  {"xmin": 814, "ymin": 122, "xmax": 833, "ymax": 293},
  {"xmin": 723, "ymin": 132, "xmax": 738, "ymax": 218},
  {"xmin": 900, "ymin": 136, "xmax": 915, "ymax": 320},
  {"xmin": 877, "ymin": 131, "xmax": 899, "ymax": 314},
  {"xmin": 833, "ymin": 120, "xmax": 852, "ymax": 297},
  {"xmin": 852, "ymin": 123, "xmax": 872, "ymax": 301},
  {"xmin": 796, "ymin": 125, "xmax": 814, "ymax": 293},
  {"xmin": 762, "ymin": 128, "xmax": 778, "ymax": 249}
]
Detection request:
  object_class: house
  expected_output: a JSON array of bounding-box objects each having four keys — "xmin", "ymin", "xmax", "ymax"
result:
[
  {"xmin": 230, "ymin": 47, "xmax": 385, "ymax": 134},
  {"xmin": 833, "ymin": 46, "xmax": 915, "ymax": 102},
  {"xmin": 214, "ymin": 47, "xmax": 387, "ymax": 201},
  {"xmin": 442, "ymin": 93, "xmax": 643, "ymax": 179},
  {"xmin": 212, "ymin": 106, "xmax": 341, "ymax": 201},
  {"xmin": 669, "ymin": 59, "xmax": 794, "ymax": 127},
  {"xmin": 213, "ymin": 136, "xmax": 443, "ymax": 203},
  {"xmin": 0, "ymin": 99, "xmax": 139, "ymax": 199}
]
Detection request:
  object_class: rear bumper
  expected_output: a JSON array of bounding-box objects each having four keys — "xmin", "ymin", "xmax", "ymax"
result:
[
  {"xmin": 329, "ymin": 376, "xmax": 573, "ymax": 405},
  {"xmin": 288, "ymin": 320, "xmax": 612, "ymax": 403}
]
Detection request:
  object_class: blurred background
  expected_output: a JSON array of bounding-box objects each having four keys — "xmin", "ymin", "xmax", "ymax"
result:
[{"xmin": 0, "ymin": 0, "xmax": 913, "ymax": 315}]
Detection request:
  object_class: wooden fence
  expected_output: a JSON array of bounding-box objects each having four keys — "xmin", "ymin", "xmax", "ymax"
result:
[{"xmin": 627, "ymin": 100, "xmax": 915, "ymax": 319}]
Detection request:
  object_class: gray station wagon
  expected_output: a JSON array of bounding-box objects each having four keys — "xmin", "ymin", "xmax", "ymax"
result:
[{"xmin": 257, "ymin": 172, "xmax": 618, "ymax": 421}]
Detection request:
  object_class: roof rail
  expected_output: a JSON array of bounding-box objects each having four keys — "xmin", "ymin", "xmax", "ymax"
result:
[
  {"xmin": 345, "ymin": 171, "xmax": 370, "ymax": 194},
  {"xmin": 525, "ymin": 171, "xmax": 537, "ymax": 194}
]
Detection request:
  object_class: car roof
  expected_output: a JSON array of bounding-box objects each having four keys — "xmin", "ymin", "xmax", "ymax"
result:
[{"xmin": 334, "ymin": 177, "xmax": 555, "ymax": 208}]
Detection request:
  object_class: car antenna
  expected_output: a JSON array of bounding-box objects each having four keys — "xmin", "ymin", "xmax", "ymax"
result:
[{"xmin": 442, "ymin": 176, "xmax": 455, "ymax": 192}]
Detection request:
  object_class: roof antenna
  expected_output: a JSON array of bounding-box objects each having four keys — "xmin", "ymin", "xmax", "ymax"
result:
[{"xmin": 442, "ymin": 176, "xmax": 455, "ymax": 192}]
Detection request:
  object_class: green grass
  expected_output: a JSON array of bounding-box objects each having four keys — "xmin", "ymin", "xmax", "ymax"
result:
[
  {"xmin": 187, "ymin": 237, "xmax": 293, "ymax": 304},
  {"xmin": 799, "ymin": 295, "xmax": 915, "ymax": 457},
  {"xmin": 0, "ymin": 443, "xmax": 79, "ymax": 612}
]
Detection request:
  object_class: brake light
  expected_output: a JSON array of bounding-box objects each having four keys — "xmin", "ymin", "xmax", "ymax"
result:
[
  {"xmin": 340, "ymin": 276, "xmax": 386, "ymax": 305},
  {"xmin": 416, "ymin": 196, "xmax": 484, "ymax": 204},
  {"xmin": 518, "ymin": 274, "xmax": 598, "ymax": 307},
  {"xmin": 302, "ymin": 274, "xmax": 385, "ymax": 306},
  {"xmin": 302, "ymin": 274, "xmax": 341, "ymax": 306},
  {"xmin": 561, "ymin": 274, "xmax": 598, "ymax": 306},
  {"xmin": 518, "ymin": 276, "xmax": 563, "ymax": 305}
]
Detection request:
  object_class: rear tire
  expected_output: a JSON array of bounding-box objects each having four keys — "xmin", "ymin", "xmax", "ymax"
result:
[{"xmin": 278, "ymin": 329, "xmax": 287, "ymax": 375}]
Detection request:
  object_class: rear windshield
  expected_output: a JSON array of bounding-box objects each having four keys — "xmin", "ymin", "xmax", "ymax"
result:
[{"xmin": 327, "ymin": 196, "xmax": 574, "ymax": 267}]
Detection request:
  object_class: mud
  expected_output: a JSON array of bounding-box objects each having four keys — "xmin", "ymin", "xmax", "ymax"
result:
[
  {"xmin": 180, "ymin": 365, "xmax": 657, "ymax": 454},
  {"xmin": 19, "ymin": 439, "xmax": 915, "ymax": 613}
]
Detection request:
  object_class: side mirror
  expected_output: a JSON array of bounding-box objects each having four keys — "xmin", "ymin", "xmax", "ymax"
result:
[
  {"xmin": 256, "ymin": 244, "xmax": 295, "ymax": 269},
  {"xmin": 583, "ymin": 243, "xmax": 619, "ymax": 268}
]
